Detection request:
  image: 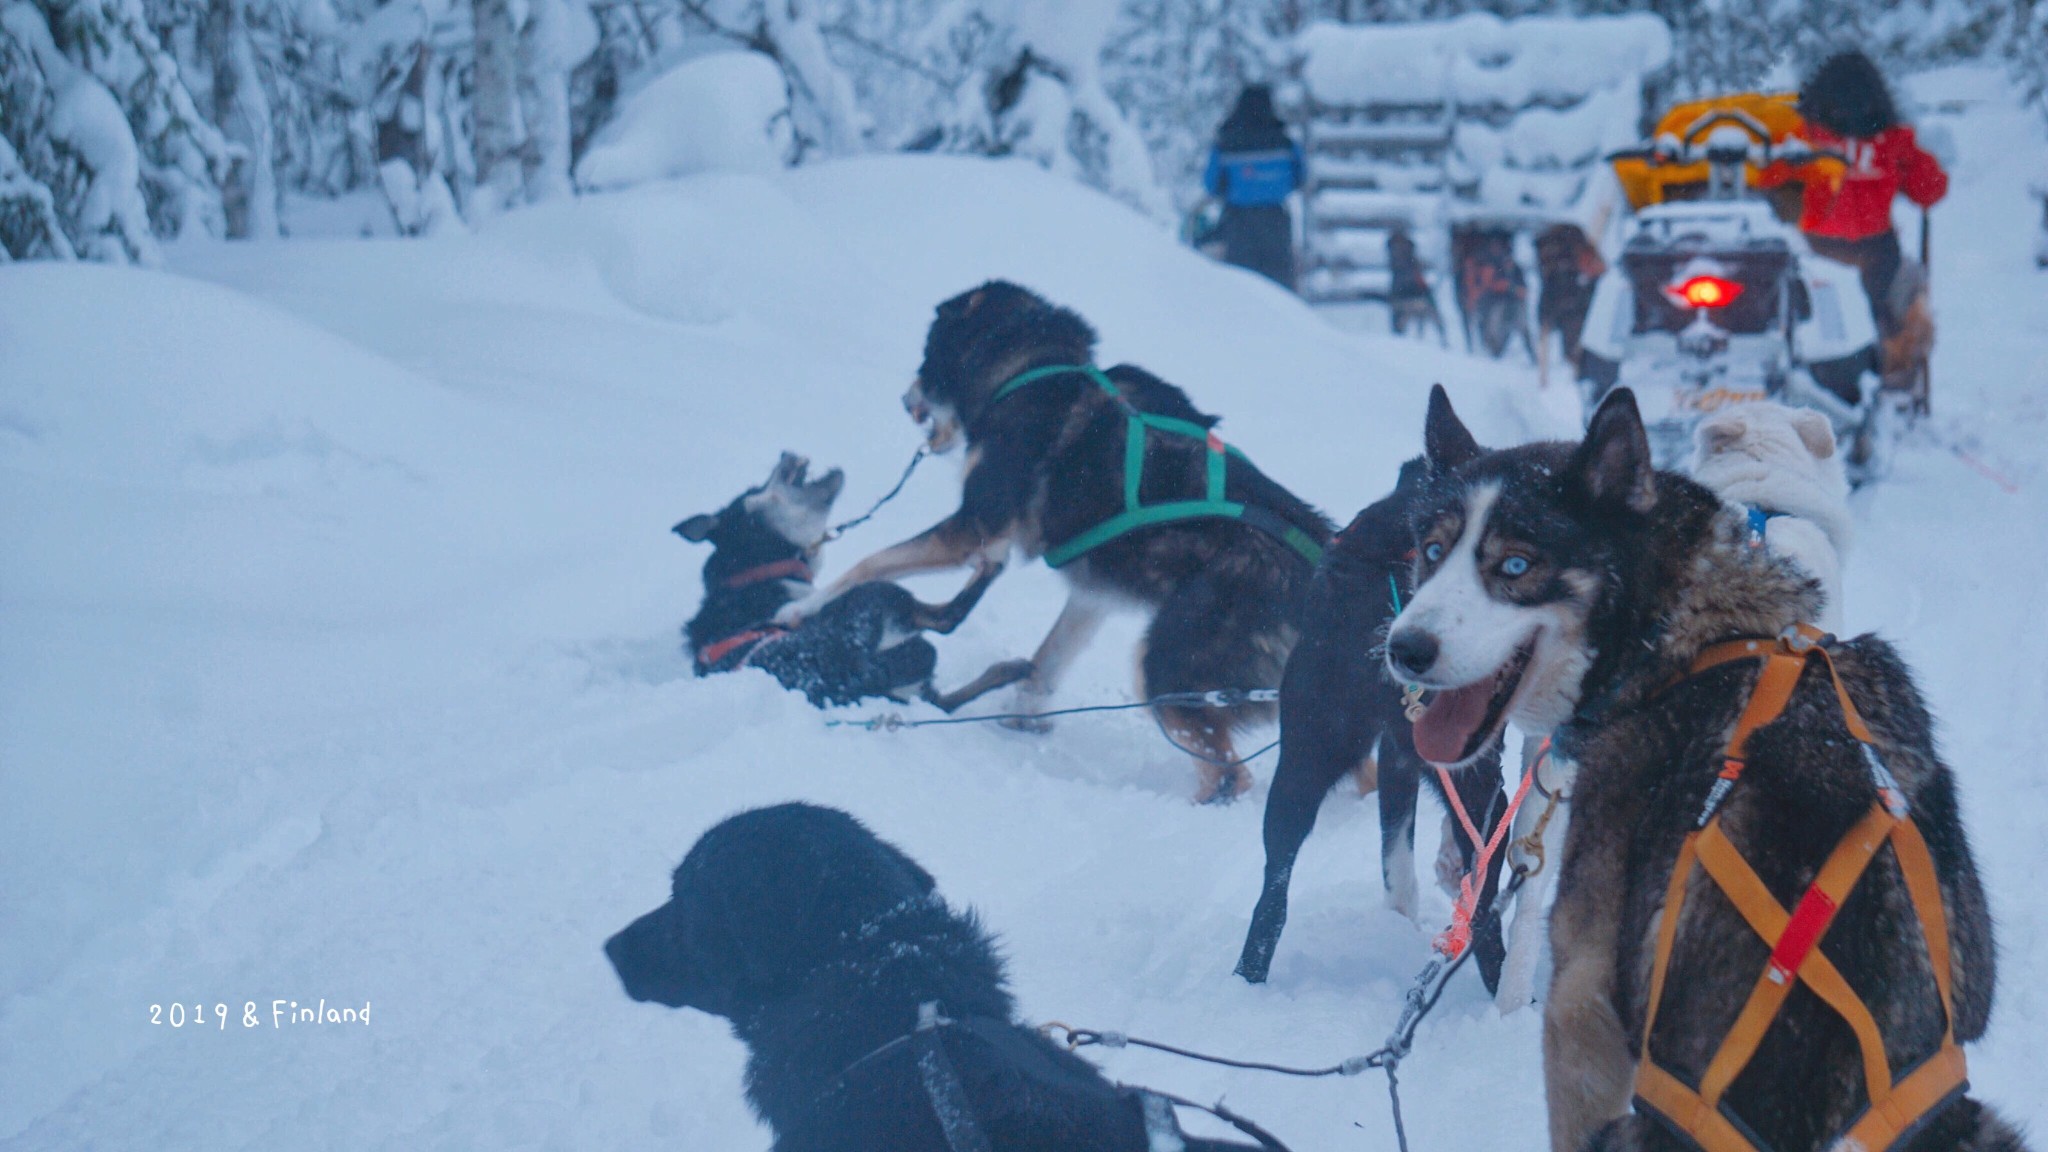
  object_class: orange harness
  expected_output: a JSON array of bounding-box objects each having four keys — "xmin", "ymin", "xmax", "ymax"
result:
[{"xmin": 1632, "ymin": 625, "xmax": 1968, "ymax": 1152}]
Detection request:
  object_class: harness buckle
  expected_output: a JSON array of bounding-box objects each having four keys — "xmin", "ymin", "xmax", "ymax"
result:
[
  {"xmin": 1863, "ymin": 745, "xmax": 1911, "ymax": 817},
  {"xmin": 1698, "ymin": 775, "xmax": 1736, "ymax": 827}
]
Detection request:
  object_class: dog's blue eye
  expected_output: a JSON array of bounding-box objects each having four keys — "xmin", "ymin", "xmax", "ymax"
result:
[
  {"xmin": 1501, "ymin": 555, "xmax": 1530, "ymax": 577},
  {"xmin": 1423, "ymin": 542, "xmax": 1445, "ymax": 563}
]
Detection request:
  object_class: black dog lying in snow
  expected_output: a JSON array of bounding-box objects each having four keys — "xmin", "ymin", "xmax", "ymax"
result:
[
  {"xmin": 676, "ymin": 452, "xmax": 1030, "ymax": 709},
  {"xmin": 1236, "ymin": 457, "xmax": 1511, "ymax": 992},
  {"xmin": 606, "ymin": 803, "xmax": 1269, "ymax": 1152}
]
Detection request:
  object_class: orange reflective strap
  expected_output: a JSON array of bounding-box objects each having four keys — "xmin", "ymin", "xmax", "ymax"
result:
[
  {"xmin": 1634, "ymin": 1062, "xmax": 1758, "ymax": 1152},
  {"xmin": 1840, "ymin": 1045, "xmax": 1969, "ymax": 1152},
  {"xmin": 1809, "ymin": 645, "xmax": 1879, "ymax": 746},
  {"xmin": 1891, "ymin": 817, "xmax": 1960, "ymax": 1037},
  {"xmin": 1691, "ymin": 808, "xmax": 1898, "ymax": 1105},
  {"xmin": 1640, "ymin": 833, "xmax": 1702, "ymax": 1051},
  {"xmin": 1631, "ymin": 628, "xmax": 1970, "ymax": 1152},
  {"xmin": 1722, "ymin": 646, "xmax": 1813, "ymax": 762}
]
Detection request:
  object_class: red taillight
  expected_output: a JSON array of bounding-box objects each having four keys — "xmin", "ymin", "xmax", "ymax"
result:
[{"xmin": 1670, "ymin": 275, "xmax": 1743, "ymax": 308}]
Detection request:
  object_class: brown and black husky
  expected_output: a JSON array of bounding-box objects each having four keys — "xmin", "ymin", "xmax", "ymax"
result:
[
  {"xmin": 1382, "ymin": 385, "xmax": 2023, "ymax": 1152},
  {"xmin": 779, "ymin": 281, "xmax": 1332, "ymax": 802}
]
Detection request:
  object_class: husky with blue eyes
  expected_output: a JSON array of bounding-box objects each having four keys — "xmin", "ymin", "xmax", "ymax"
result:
[
  {"xmin": 1384, "ymin": 386, "xmax": 1612, "ymax": 769},
  {"xmin": 1387, "ymin": 386, "xmax": 2017, "ymax": 1152}
]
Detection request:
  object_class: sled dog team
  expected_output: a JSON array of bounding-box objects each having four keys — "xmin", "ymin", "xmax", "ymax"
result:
[{"xmin": 616, "ymin": 281, "xmax": 2025, "ymax": 1152}]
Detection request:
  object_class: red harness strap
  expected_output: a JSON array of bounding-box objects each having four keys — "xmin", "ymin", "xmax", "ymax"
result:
[
  {"xmin": 698, "ymin": 560, "xmax": 809, "ymax": 669},
  {"xmin": 695, "ymin": 626, "xmax": 788, "ymax": 669},
  {"xmin": 723, "ymin": 558, "xmax": 813, "ymax": 589}
]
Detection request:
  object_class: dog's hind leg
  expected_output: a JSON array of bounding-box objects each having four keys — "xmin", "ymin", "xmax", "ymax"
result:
[
  {"xmin": 1140, "ymin": 570, "xmax": 1289, "ymax": 803},
  {"xmin": 908, "ymin": 560, "xmax": 1005, "ymax": 635},
  {"xmin": 923, "ymin": 659, "xmax": 1034, "ymax": 714},
  {"xmin": 866, "ymin": 637, "xmax": 940, "ymax": 705},
  {"xmin": 1237, "ymin": 711, "xmax": 1367, "ymax": 983},
  {"xmin": 1156, "ymin": 704, "xmax": 1251, "ymax": 805}
]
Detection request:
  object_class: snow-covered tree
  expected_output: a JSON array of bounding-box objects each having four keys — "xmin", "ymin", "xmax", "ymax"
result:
[
  {"xmin": 0, "ymin": 123, "xmax": 77, "ymax": 259},
  {"xmin": 5, "ymin": 0, "xmax": 2036, "ymax": 261},
  {"xmin": 470, "ymin": 0, "xmax": 521, "ymax": 215},
  {"xmin": 920, "ymin": 0, "xmax": 1167, "ymax": 219},
  {"xmin": 677, "ymin": 0, "xmax": 866, "ymax": 159},
  {"xmin": 1, "ymin": 1, "xmax": 161, "ymax": 261},
  {"xmin": 516, "ymin": 0, "xmax": 599, "ymax": 201},
  {"xmin": 203, "ymin": 0, "xmax": 280, "ymax": 236},
  {"xmin": 51, "ymin": 0, "xmax": 239, "ymax": 239},
  {"xmin": 1105, "ymin": 0, "xmax": 1297, "ymax": 213}
]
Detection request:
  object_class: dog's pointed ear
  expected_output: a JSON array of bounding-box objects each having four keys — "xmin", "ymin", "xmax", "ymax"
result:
[
  {"xmin": 1788, "ymin": 407, "xmax": 1838, "ymax": 460},
  {"xmin": 1695, "ymin": 410, "xmax": 1748, "ymax": 456},
  {"xmin": 1569, "ymin": 388, "xmax": 1657, "ymax": 515},
  {"xmin": 1424, "ymin": 384, "xmax": 1482, "ymax": 473},
  {"xmin": 1395, "ymin": 454, "xmax": 1430, "ymax": 493},
  {"xmin": 673, "ymin": 513, "xmax": 720, "ymax": 542}
]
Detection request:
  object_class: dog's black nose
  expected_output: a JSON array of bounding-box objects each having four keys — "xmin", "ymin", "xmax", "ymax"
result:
[{"xmin": 1387, "ymin": 629, "xmax": 1439, "ymax": 681}]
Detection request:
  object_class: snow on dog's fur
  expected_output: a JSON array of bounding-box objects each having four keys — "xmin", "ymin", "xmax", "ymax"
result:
[
  {"xmin": 1690, "ymin": 402, "xmax": 1853, "ymax": 635},
  {"xmin": 1496, "ymin": 403, "xmax": 1860, "ymax": 1012}
]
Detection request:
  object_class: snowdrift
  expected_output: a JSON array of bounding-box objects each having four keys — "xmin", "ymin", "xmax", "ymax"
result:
[
  {"xmin": 575, "ymin": 52, "xmax": 792, "ymax": 190},
  {"xmin": 1297, "ymin": 12, "xmax": 1671, "ymax": 109},
  {"xmin": 3, "ymin": 76, "xmax": 2045, "ymax": 1150}
]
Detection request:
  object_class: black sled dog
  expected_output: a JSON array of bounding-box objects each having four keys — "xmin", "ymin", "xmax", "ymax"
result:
[
  {"xmin": 1383, "ymin": 386, "xmax": 2024, "ymax": 1152},
  {"xmin": 1235, "ymin": 456, "xmax": 1512, "ymax": 992},
  {"xmin": 677, "ymin": 453, "xmax": 1029, "ymax": 709},
  {"xmin": 777, "ymin": 281, "xmax": 1333, "ymax": 802},
  {"xmin": 605, "ymin": 803, "xmax": 1273, "ymax": 1152}
]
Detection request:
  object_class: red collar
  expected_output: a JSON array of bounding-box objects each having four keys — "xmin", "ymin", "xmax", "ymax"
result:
[
  {"xmin": 723, "ymin": 558, "xmax": 813, "ymax": 589},
  {"xmin": 696, "ymin": 626, "xmax": 788, "ymax": 668}
]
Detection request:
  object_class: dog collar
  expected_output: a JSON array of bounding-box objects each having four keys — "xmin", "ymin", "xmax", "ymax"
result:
[
  {"xmin": 1744, "ymin": 505, "xmax": 1786, "ymax": 548},
  {"xmin": 722, "ymin": 558, "xmax": 813, "ymax": 589}
]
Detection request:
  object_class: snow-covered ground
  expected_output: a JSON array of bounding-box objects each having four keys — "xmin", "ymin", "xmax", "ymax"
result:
[{"xmin": 1, "ymin": 66, "xmax": 2042, "ymax": 1152}]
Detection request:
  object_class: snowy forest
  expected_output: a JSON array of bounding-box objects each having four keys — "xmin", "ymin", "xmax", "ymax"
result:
[{"xmin": 2, "ymin": 0, "xmax": 2044, "ymax": 263}]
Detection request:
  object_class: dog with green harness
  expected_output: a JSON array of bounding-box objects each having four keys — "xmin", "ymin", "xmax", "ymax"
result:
[{"xmin": 778, "ymin": 281, "xmax": 1332, "ymax": 802}]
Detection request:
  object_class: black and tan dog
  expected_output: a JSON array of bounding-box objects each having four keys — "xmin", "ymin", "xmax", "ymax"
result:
[
  {"xmin": 678, "ymin": 453, "xmax": 1029, "ymax": 710},
  {"xmin": 779, "ymin": 282, "xmax": 1333, "ymax": 802},
  {"xmin": 1534, "ymin": 223, "xmax": 1605, "ymax": 390},
  {"xmin": 1384, "ymin": 387, "xmax": 2023, "ymax": 1152},
  {"xmin": 1235, "ymin": 456, "xmax": 1511, "ymax": 992},
  {"xmin": 605, "ymin": 803, "xmax": 1271, "ymax": 1152},
  {"xmin": 1387, "ymin": 229, "xmax": 1449, "ymax": 345}
]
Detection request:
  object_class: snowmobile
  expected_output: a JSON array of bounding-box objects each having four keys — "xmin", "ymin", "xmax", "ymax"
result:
[{"xmin": 1577, "ymin": 93, "xmax": 1904, "ymax": 483}]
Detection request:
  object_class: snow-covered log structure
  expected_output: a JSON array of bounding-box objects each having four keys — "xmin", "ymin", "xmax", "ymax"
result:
[{"xmin": 1293, "ymin": 11, "xmax": 1670, "ymax": 305}]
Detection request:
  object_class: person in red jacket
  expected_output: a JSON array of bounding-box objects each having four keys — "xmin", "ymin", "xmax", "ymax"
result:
[{"xmin": 1760, "ymin": 51, "xmax": 1947, "ymax": 351}]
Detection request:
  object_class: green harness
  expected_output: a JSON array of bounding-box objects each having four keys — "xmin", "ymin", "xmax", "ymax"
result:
[{"xmin": 990, "ymin": 364, "xmax": 1325, "ymax": 569}]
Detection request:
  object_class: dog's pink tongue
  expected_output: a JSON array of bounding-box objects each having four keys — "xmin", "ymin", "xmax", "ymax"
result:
[{"xmin": 1411, "ymin": 681, "xmax": 1493, "ymax": 765}]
